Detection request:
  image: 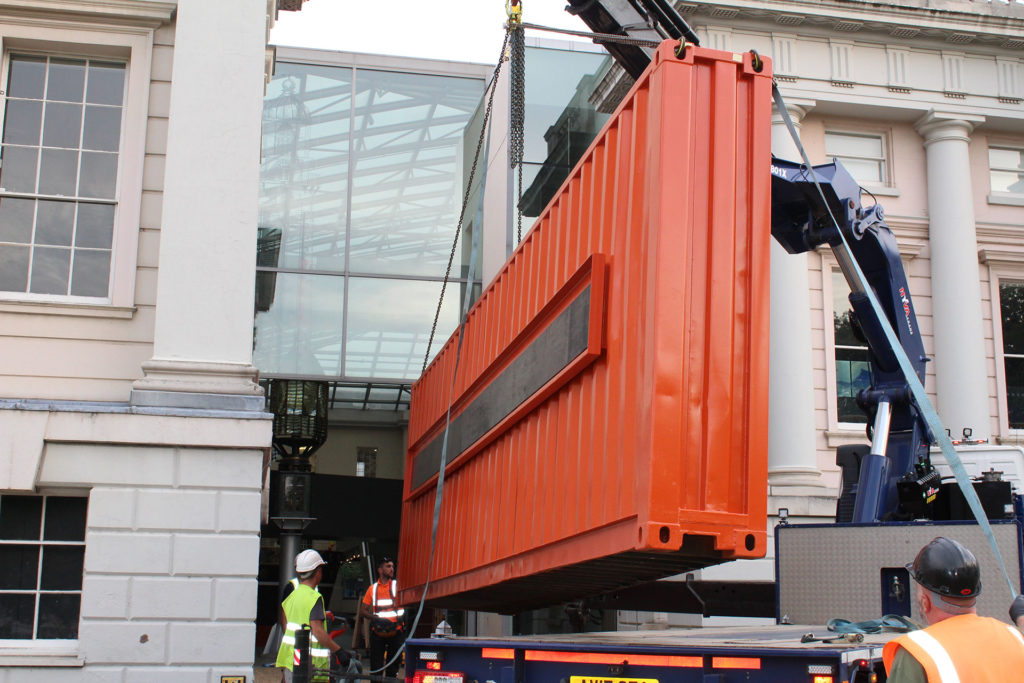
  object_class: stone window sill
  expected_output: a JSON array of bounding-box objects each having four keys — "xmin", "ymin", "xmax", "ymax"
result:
[
  {"xmin": 0, "ymin": 299, "xmax": 136, "ymax": 319},
  {"xmin": 988, "ymin": 193, "xmax": 1024, "ymax": 208},
  {"xmin": 0, "ymin": 641, "xmax": 83, "ymax": 666}
]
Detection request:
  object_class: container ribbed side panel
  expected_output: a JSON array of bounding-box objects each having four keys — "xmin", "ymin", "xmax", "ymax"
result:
[{"xmin": 400, "ymin": 42, "xmax": 772, "ymax": 612}]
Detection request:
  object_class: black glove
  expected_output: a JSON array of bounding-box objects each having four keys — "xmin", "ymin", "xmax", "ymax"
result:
[
  {"xmin": 1010, "ymin": 594, "xmax": 1024, "ymax": 623},
  {"xmin": 330, "ymin": 649, "xmax": 351, "ymax": 672}
]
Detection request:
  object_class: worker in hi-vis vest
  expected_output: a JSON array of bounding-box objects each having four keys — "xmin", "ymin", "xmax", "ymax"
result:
[
  {"xmin": 884, "ymin": 537, "xmax": 1024, "ymax": 682},
  {"xmin": 276, "ymin": 549, "xmax": 348, "ymax": 682},
  {"xmin": 360, "ymin": 556, "xmax": 406, "ymax": 677}
]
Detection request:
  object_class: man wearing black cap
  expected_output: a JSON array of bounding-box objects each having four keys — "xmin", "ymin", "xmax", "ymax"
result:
[
  {"xmin": 883, "ymin": 536, "xmax": 1024, "ymax": 682},
  {"xmin": 360, "ymin": 557, "xmax": 406, "ymax": 677}
]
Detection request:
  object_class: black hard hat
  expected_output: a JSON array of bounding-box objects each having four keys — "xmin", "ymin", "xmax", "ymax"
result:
[{"xmin": 907, "ymin": 536, "xmax": 982, "ymax": 599}]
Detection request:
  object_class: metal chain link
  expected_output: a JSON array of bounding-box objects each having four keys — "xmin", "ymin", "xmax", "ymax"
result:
[
  {"xmin": 510, "ymin": 21, "xmax": 526, "ymax": 245},
  {"xmin": 422, "ymin": 28, "xmax": 513, "ymax": 374}
]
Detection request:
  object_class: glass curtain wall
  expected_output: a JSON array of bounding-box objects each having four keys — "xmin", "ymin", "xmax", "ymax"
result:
[{"xmin": 255, "ymin": 60, "xmax": 486, "ymax": 382}]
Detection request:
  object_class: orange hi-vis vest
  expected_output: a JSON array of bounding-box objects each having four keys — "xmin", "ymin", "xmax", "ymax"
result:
[
  {"xmin": 883, "ymin": 613, "xmax": 1024, "ymax": 682},
  {"xmin": 369, "ymin": 580, "xmax": 405, "ymax": 623}
]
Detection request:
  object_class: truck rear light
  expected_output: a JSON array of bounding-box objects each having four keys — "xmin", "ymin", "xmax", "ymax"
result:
[
  {"xmin": 712, "ymin": 656, "xmax": 761, "ymax": 669},
  {"xmin": 426, "ymin": 661, "xmax": 442, "ymax": 670},
  {"xmin": 811, "ymin": 676, "xmax": 834, "ymax": 683}
]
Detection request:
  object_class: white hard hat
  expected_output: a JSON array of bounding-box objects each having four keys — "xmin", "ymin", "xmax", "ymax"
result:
[{"xmin": 295, "ymin": 549, "xmax": 326, "ymax": 573}]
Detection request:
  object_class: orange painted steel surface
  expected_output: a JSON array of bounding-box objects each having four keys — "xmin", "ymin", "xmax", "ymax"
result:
[{"xmin": 400, "ymin": 41, "xmax": 773, "ymax": 612}]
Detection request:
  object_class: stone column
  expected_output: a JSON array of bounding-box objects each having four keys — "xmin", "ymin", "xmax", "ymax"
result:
[
  {"xmin": 131, "ymin": 0, "xmax": 266, "ymax": 411},
  {"xmin": 915, "ymin": 111, "xmax": 989, "ymax": 439},
  {"xmin": 768, "ymin": 99, "xmax": 823, "ymax": 488}
]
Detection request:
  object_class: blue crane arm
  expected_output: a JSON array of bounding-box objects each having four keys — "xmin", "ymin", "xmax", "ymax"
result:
[{"xmin": 770, "ymin": 157, "xmax": 934, "ymax": 522}]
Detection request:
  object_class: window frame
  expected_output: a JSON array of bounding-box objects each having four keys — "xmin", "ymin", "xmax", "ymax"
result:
[
  {"xmin": 822, "ymin": 258, "xmax": 873, "ymax": 433},
  {"xmin": 0, "ymin": 20, "xmax": 152, "ymax": 314},
  {"xmin": 824, "ymin": 127, "xmax": 896, "ymax": 194},
  {"xmin": 0, "ymin": 492, "xmax": 87, "ymax": 662},
  {"xmin": 987, "ymin": 141, "xmax": 1024, "ymax": 207},
  {"xmin": 989, "ymin": 267, "xmax": 1024, "ymax": 439}
]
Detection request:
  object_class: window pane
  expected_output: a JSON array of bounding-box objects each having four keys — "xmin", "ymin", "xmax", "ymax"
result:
[
  {"xmin": 46, "ymin": 59, "xmax": 85, "ymax": 103},
  {"xmin": 70, "ymin": 249, "xmax": 111, "ymax": 297},
  {"xmin": 826, "ymin": 132, "xmax": 883, "ymax": 158},
  {"xmin": 1000, "ymin": 283, "xmax": 1024, "ymax": 354},
  {"xmin": 86, "ymin": 62, "xmax": 125, "ymax": 106},
  {"xmin": 37, "ymin": 593, "xmax": 79, "ymax": 639},
  {"xmin": 38, "ymin": 148, "xmax": 78, "ymax": 196},
  {"xmin": 78, "ymin": 151, "xmax": 117, "ymax": 198},
  {"xmin": 252, "ymin": 272, "xmax": 346, "ymax": 376},
  {"xmin": 43, "ymin": 497, "xmax": 87, "ymax": 541},
  {"xmin": 42, "ymin": 102, "xmax": 82, "ymax": 148},
  {"xmin": 0, "ymin": 496, "xmax": 43, "ymax": 540},
  {"xmin": 348, "ymin": 69, "xmax": 486, "ymax": 277},
  {"xmin": 260, "ymin": 65, "xmax": 353, "ymax": 272},
  {"xmin": 29, "ymin": 245, "xmax": 71, "ymax": 295},
  {"xmin": 1, "ymin": 145, "xmax": 40, "ymax": 193},
  {"xmin": 991, "ymin": 170, "xmax": 1024, "ymax": 194},
  {"xmin": 0, "ymin": 245, "xmax": 29, "ymax": 291},
  {"xmin": 41, "ymin": 546, "xmax": 84, "ymax": 590},
  {"xmin": 1007, "ymin": 356, "xmax": 1024, "ymax": 430},
  {"xmin": 35, "ymin": 200, "xmax": 74, "ymax": 246},
  {"xmin": 75, "ymin": 203, "xmax": 114, "ymax": 248},
  {"xmin": 0, "ymin": 197, "xmax": 35, "ymax": 243},
  {"xmin": 3, "ymin": 99, "xmax": 43, "ymax": 146},
  {"xmin": 0, "ymin": 545, "xmax": 40, "ymax": 589},
  {"xmin": 0, "ymin": 594, "xmax": 35, "ymax": 638},
  {"xmin": 990, "ymin": 147, "xmax": 1024, "ymax": 171},
  {"xmin": 82, "ymin": 105, "xmax": 121, "ymax": 152},
  {"xmin": 345, "ymin": 277, "xmax": 459, "ymax": 380},
  {"xmin": 8, "ymin": 56, "xmax": 46, "ymax": 100},
  {"xmin": 837, "ymin": 157, "xmax": 883, "ymax": 184}
]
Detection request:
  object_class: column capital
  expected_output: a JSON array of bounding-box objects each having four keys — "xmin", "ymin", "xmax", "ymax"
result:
[
  {"xmin": 772, "ymin": 97, "xmax": 816, "ymax": 127},
  {"xmin": 914, "ymin": 110, "xmax": 984, "ymax": 146}
]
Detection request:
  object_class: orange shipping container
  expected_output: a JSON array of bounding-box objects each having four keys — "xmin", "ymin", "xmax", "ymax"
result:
[{"xmin": 400, "ymin": 42, "xmax": 773, "ymax": 612}]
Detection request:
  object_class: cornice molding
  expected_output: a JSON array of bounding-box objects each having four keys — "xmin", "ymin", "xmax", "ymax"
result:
[
  {"xmin": 0, "ymin": 1, "xmax": 176, "ymax": 27},
  {"xmin": 677, "ymin": 0, "xmax": 1024, "ymax": 47}
]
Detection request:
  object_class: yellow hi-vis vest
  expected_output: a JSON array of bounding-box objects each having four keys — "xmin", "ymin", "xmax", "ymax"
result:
[{"xmin": 277, "ymin": 583, "xmax": 331, "ymax": 679}]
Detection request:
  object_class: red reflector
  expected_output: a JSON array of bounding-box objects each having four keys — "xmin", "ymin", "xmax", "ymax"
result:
[
  {"xmin": 426, "ymin": 661, "xmax": 442, "ymax": 670},
  {"xmin": 482, "ymin": 648, "xmax": 514, "ymax": 659},
  {"xmin": 524, "ymin": 650, "xmax": 701, "ymax": 668},
  {"xmin": 712, "ymin": 656, "xmax": 761, "ymax": 669},
  {"xmin": 812, "ymin": 676, "xmax": 834, "ymax": 683}
]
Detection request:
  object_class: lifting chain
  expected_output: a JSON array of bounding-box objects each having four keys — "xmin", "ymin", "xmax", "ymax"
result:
[
  {"xmin": 422, "ymin": 27, "xmax": 513, "ymax": 374},
  {"xmin": 509, "ymin": 4, "xmax": 526, "ymax": 245}
]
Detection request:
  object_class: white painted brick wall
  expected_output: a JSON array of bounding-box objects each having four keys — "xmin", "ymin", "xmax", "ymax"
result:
[
  {"xmin": 213, "ymin": 577, "xmax": 259, "ymax": 620},
  {"xmin": 1, "ymin": 667, "xmax": 127, "ymax": 683},
  {"xmin": 40, "ymin": 444, "xmax": 176, "ymax": 487},
  {"xmin": 136, "ymin": 489, "xmax": 218, "ymax": 531},
  {"xmin": 167, "ymin": 623, "xmax": 255, "ymax": 664},
  {"xmin": 172, "ymin": 534, "xmax": 260, "ymax": 575},
  {"xmin": 179, "ymin": 449, "xmax": 264, "ymax": 489},
  {"xmin": 80, "ymin": 576, "xmax": 130, "ymax": 619},
  {"xmin": 129, "ymin": 577, "xmax": 213, "ymax": 619},
  {"xmin": 87, "ymin": 487, "xmax": 136, "ymax": 530},
  {"xmin": 85, "ymin": 531, "xmax": 173, "ymax": 575},
  {"xmin": 217, "ymin": 490, "xmax": 262, "ymax": 532},
  {"xmin": 79, "ymin": 622, "xmax": 170, "ymax": 664},
  {"xmin": 124, "ymin": 667, "xmax": 210, "ymax": 683}
]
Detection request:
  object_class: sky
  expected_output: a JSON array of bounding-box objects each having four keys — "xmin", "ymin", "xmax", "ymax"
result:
[{"xmin": 270, "ymin": 0, "xmax": 592, "ymax": 64}]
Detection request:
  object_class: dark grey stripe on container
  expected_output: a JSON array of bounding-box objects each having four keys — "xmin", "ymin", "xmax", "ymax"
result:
[{"xmin": 411, "ymin": 285, "xmax": 592, "ymax": 490}]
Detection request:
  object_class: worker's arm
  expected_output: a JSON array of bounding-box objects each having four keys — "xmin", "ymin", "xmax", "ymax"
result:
[
  {"xmin": 359, "ymin": 596, "xmax": 373, "ymax": 620},
  {"xmin": 278, "ymin": 605, "xmax": 287, "ymax": 631},
  {"xmin": 310, "ymin": 618, "xmax": 341, "ymax": 655}
]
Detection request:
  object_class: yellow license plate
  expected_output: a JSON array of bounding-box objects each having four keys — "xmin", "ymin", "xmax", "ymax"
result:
[{"xmin": 569, "ymin": 678, "xmax": 659, "ymax": 683}]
